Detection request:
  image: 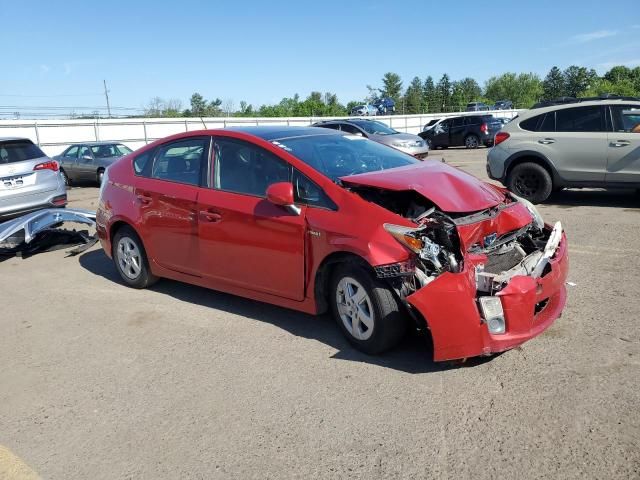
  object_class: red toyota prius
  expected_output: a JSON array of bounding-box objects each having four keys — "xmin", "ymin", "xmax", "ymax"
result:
[{"xmin": 96, "ymin": 127, "xmax": 568, "ymax": 361}]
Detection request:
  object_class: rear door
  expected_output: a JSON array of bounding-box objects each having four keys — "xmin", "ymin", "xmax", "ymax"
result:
[
  {"xmin": 545, "ymin": 106, "xmax": 608, "ymax": 182},
  {"xmin": 605, "ymin": 104, "xmax": 640, "ymax": 184},
  {"xmin": 134, "ymin": 136, "xmax": 209, "ymax": 276},
  {"xmin": 197, "ymin": 136, "xmax": 306, "ymax": 300},
  {"xmin": 450, "ymin": 117, "xmax": 466, "ymax": 145}
]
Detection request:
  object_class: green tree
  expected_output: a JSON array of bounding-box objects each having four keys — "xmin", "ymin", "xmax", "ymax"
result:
[
  {"xmin": 380, "ymin": 72, "xmax": 403, "ymax": 103},
  {"xmin": 422, "ymin": 76, "xmax": 437, "ymax": 113},
  {"xmin": 436, "ymin": 74, "xmax": 452, "ymax": 112},
  {"xmin": 450, "ymin": 77, "xmax": 481, "ymax": 110},
  {"xmin": 604, "ymin": 65, "xmax": 633, "ymax": 84},
  {"xmin": 582, "ymin": 77, "xmax": 637, "ymax": 97},
  {"xmin": 404, "ymin": 76, "xmax": 424, "ymax": 113},
  {"xmin": 542, "ymin": 66, "xmax": 566, "ymax": 100},
  {"xmin": 189, "ymin": 93, "xmax": 207, "ymax": 116},
  {"xmin": 563, "ymin": 66, "xmax": 597, "ymax": 97},
  {"xmin": 484, "ymin": 72, "xmax": 542, "ymax": 108}
]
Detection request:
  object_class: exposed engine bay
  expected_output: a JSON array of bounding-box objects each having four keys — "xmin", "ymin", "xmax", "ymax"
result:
[{"xmin": 351, "ymin": 186, "xmax": 562, "ymax": 297}]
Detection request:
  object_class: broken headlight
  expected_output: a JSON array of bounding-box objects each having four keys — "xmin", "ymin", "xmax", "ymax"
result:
[{"xmin": 512, "ymin": 193, "xmax": 544, "ymax": 230}]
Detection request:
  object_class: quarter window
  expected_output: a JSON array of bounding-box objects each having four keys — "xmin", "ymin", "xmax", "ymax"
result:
[
  {"xmin": 292, "ymin": 170, "xmax": 336, "ymax": 210},
  {"xmin": 556, "ymin": 106, "xmax": 604, "ymax": 132},
  {"xmin": 213, "ymin": 138, "xmax": 290, "ymax": 196},
  {"xmin": 151, "ymin": 137, "xmax": 207, "ymax": 186}
]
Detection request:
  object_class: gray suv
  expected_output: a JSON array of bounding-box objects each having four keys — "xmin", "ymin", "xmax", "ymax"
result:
[{"xmin": 487, "ymin": 97, "xmax": 640, "ymax": 202}]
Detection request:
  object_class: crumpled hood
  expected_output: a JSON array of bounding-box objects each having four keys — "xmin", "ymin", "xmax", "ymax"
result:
[{"xmin": 340, "ymin": 160, "xmax": 505, "ymax": 213}]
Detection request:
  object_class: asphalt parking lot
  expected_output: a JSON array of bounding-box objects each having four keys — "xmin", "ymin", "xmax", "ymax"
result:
[{"xmin": 1, "ymin": 148, "xmax": 639, "ymax": 479}]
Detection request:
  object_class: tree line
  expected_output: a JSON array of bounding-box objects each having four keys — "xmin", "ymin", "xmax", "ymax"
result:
[{"xmin": 144, "ymin": 65, "xmax": 640, "ymax": 118}]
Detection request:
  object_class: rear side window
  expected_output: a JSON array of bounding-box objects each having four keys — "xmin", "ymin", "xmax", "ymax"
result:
[
  {"xmin": 151, "ymin": 138, "xmax": 208, "ymax": 186},
  {"xmin": 451, "ymin": 117, "xmax": 464, "ymax": 127},
  {"xmin": 556, "ymin": 106, "xmax": 604, "ymax": 132},
  {"xmin": 340, "ymin": 123, "xmax": 363, "ymax": 135},
  {"xmin": 0, "ymin": 140, "xmax": 45, "ymax": 164},
  {"xmin": 213, "ymin": 137, "xmax": 290, "ymax": 197},
  {"xmin": 464, "ymin": 116, "xmax": 480, "ymax": 125}
]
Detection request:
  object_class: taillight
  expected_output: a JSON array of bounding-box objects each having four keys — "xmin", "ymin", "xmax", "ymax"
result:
[
  {"xmin": 480, "ymin": 123, "xmax": 488, "ymax": 134},
  {"xmin": 494, "ymin": 132, "xmax": 510, "ymax": 146},
  {"xmin": 33, "ymin": 160, "xmax": 59, "ymax": 172}
]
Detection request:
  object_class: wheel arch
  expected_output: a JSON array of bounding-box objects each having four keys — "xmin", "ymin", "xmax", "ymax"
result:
[
  {"xmin": 503, "ymin": 151, "xmax": 562, "ymax": 185},
  {"xmin": 313, "ymin": 251, "xmax": 375, "ymax": 314}
]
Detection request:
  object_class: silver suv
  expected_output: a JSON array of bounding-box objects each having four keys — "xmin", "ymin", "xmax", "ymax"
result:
[{"xmin": 487, "ymin": 97, "xmax": 640, "ymax": 202}]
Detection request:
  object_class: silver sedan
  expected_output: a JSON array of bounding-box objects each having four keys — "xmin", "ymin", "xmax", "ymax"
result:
[
  {"xmin": 0, "ymin": 137, "xmax": 67, "ymax": 219},
  {"xmin": 55, "ymin": 142, "xmax": 133, "ymax": 186}
]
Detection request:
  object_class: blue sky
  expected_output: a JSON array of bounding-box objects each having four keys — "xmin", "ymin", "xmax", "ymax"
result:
[{"xmin": 1, "ymin": 0, "xmax": 639, "ymax": 114}]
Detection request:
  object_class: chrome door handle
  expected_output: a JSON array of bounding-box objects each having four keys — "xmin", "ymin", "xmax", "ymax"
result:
[
  {"xmin": 199, "ymin": 210, "xmax": 222, "ymax": 222},
  {"xmin": 610, "ymin": 140, "xmax": 631, "ymax": 147},
  {"xmin": 538, "ymin": 138, "xmax": 555, "ymax": 144}
]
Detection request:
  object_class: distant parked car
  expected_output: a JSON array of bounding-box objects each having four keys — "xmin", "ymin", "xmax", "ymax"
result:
[
  {"xmin": 350, "ymin": 104, "xmax": 378, "ymax": 116},
  {"xmin": 422, "ymin": 118, "xmax": 444, "ymax": 132},
  {"xmin": 487, "ymin": 96, "xmax": 640, "ymax": 203},
  {"xmin": 373, "ymin": 97, "xmax": 396, "ymax": 115},
  {"xmin": 419, "ymin": 115, "xmax": 502, "ymax": 149},
  {"xmin": 55, "ymin": 142, "xmax": 133, "ymax": 186},
  {"xmin": 313, "ymin": 119, "xmax": 429, "ymax": 158},
  {"xmin": 497, "ymin": 117, "xmax": 512, "ymax": 127},
  {"xmin": 466, "ymin": 102, "xmax": 490, "ymax": 112},
  {"xmin": 0, "ymin": 137, "xmax": 67, "ymax": 218},
  {"xmin": 494, "ymin": 100, "xmax": 513, "ymax": 110}
]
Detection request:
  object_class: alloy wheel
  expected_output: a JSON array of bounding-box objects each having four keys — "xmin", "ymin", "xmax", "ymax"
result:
[
  {"xmin": 465, "ymin": 136, "xmax": 479, "ymax": 148},
  {"xmin": 116, "ymin": 237, "xmax": 143, "ymax": 280},
  {"xmin": 336, "ymin": 277, "xmax": 375, "ymax": 340},
  {"xmin": 513, "ymin": 172, "xmax": 541, "ymax": 198}
]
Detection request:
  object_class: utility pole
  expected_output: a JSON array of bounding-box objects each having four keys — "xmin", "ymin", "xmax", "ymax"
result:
[{"xmin": 103, "ymin": 79, "xmax": 111, "ymax": 118}]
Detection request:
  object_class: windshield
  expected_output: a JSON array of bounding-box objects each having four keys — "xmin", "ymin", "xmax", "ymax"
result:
[
  {"xmin": 0, "ymin": 140, "xmax": 45, "ymax": 164},
  {"xmin": 274, "ymin": 134, "xmax": 418, "ymax": 181},
  {"xmin": 351, "ymin": 121, "xmax": 398, "ymax": 135}
]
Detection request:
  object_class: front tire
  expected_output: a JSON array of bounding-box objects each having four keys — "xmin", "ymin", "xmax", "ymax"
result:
[
  {"xmin": 506, "ymin": 162, "xmax": 553, "ymax": 203},
  {"xmin": 330, "ymin": 265, "xmax": 406, "ymax": 354},
  {"xmin": 97, "ymin": 168, "xmax": 105, "ymax": 185},
  {"xmin": 112, "ymin": 226, "xmax": 158, "ymax": 289}
]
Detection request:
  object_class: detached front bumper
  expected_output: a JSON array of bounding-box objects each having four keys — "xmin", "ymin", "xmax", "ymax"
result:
[{"xmin": 407, "ymin": 232, "xmax": 569, "ymax": 362}]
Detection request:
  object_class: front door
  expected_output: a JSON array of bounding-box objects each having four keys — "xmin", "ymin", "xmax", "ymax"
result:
[
  {"xmin": 134, "ymin": 136, "xmax": 209, "ymax": 276},
  {"xmin": 77, "ymin": 145, "xmax": 97, "ymax": 182},
  {"xmin": 198, "ymin": 136, "xmax": 306, "ymax": 300},
  {"xmin": 449, "ymin": 117, "xmax": 466, "ymax": 146},
  {"xmin": 430, "ymin": 119, "xmax": 451, "ymax": 147},
  {"xmin": 606, "ymin": 104, "xmax": 640, "ymax": 184}
]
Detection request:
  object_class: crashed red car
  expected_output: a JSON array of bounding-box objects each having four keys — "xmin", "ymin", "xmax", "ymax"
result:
[{"xmin": 96, "ymin": 127, "xmax": 568, "ymax": 361}]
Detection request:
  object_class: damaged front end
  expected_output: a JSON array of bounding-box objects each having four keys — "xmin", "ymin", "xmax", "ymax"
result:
[{"xmin": 356, "ymin": 186, "xmax": 569, "ymax": 361}]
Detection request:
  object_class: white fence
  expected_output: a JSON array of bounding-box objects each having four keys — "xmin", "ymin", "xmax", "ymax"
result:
[{"xmin": 0, "ymin": 110, "xmax": 520, "ymax": 156}]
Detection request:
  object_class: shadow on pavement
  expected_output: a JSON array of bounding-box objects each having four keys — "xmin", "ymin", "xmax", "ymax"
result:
[
  {"xmin": 546, "ymin": 189, "xmax": 640, "ymax": 209},
  {"xmin": 79, "ymin": 249, "xmax": 494, "ymax": 374}
]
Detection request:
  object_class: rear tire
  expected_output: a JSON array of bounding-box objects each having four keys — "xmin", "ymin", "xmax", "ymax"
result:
[
  {"xmin": 507, "ymin": 162, "xmax": 553, "ymax": 203},
  {"xmin": 60, "ymin": 168, "xmax": 71, "ymax": 187},
  {"xmin": 464, "ymin": 134, "xmax": 480, "ymax": 149},
  {"xmin": 112, "ymin": 226, "xmax": 158, "ymax": 289},
  {"xmin": 330, "ymin": 265, "xmax": 407, "ymax": 354}
]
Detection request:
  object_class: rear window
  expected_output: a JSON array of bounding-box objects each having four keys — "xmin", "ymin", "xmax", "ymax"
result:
[{"xmin": 0, "ymin": 140, "xmax": 46, "ymax": 164}]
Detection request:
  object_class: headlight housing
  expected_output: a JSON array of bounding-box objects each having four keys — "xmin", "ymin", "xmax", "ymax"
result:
[{"xmin": 512, "ymin": 193, "xmax": 544, "ymax": 230}]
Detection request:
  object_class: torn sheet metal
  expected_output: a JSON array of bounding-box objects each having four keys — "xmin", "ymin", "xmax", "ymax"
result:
[{"xmin": 0, "ymin": 208, "xmax": 96, "ymax": 255}]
